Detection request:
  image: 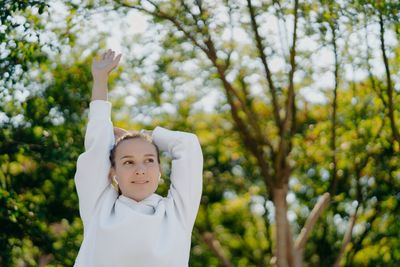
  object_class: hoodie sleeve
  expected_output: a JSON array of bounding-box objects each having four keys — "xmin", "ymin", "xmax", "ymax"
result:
[
  {"xmin": 152, "ymin": 126, "xmax": 203, "ymax": 230},
  {"xmin": 74, "ymin": 100, "xmax": 115, "ymax": 228}
]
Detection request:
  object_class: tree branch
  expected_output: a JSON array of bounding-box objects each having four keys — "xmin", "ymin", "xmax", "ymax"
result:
[
  {"xmin": 201, "ymin": 232, "xmax": 234, "ymax": 267},
  {"xmin": 347, "ymin": 205, "xmax": 380, "ymax": 264},
  {"xmin": 379, "ymin": 11, "xmax": 400, "ymax": 144},
  {"xmin": 246, "ymin": 0, "xmax": 281, "ymax": 129},
  {"xmin": 294, "ymin": 192, "xmax": 331, "ymax": 250},
  {"xmin": 215, "ymin": 62, "xmax": 275, "ymax": 193},
  {"xmin": 282, "ymin": 0, "xmax": 299, "ymax": 137},
  {"xmin": 121, "ymin": 0, "xmax": 277, "ymax": 194},
  {"xmin": 328, "ymin": 12, "xmax": 340, "ymax": 196},
  {"xmin": 363, "ymin": 15, "xmax": 386, "ymax": 106},
  {"xmin": 333, "ymin": 203, "xmax": 360, "ymax": 266},
  {"xmin": 333, "ymin": 159, "xmax": 363, "ymax": 267},
  {"xmin": 272, "ymin": 0, "xmax": 290, "ymax": 60},
  {"xmin": 116, "ymin": 0, "xmax": 209, "ymax": 54},
  {"xmin": 238, "ymin": 70, "xmax": 276, "ymax": 157},
  {"xmin": 274, "ymin": 0, "xmax": 299, "ymax": 187}
]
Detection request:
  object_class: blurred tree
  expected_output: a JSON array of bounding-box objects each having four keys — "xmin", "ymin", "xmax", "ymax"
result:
[
  {"xmin": 2, "ymin": 0, "xmax": 400, "ymax": 266},
  {"xmin": 0, "ymin": 0, "xmax": 49, "ymax": 84},
  {"xmin": 1, "ymin": 1, "xmax": 51, "ymax": 265},
  {"xmin": 77, "ymin": 0, "xmax": 399, "ymax": 266},
  {"xmin": 1, "ymin": 1, "xmax": 105, "ymax": 266},
  {"xmin": 92, "ymin": 0, "xmax": 332, "ymax": 266}
]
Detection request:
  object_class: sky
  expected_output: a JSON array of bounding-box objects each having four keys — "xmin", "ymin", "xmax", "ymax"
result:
[{"xmin": 25, "ymin": 0, "xmax": 399, "ymax": 111}]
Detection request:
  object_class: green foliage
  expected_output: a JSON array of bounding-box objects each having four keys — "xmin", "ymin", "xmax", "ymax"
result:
[
  {"xmin": 0, "ymin": 0, "xmax": 49, "ymax": 85},
  {"xmin": 1, "ymin": 0, "xmax": 400, "ymax": 266}
]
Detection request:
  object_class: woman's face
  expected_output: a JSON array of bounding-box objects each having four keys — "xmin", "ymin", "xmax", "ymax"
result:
[{"xmin": 111, "ymin": 138, "xmax": 161, "ymax": 202}]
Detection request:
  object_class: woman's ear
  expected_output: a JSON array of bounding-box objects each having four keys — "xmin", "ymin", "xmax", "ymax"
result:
[
  {"xmin": 109, "ymin": 167, "xmax": 116, "ymax": 180},
  {"xmin": 109, "ymin": 167, "xmax": 120, "ymax": 193}
]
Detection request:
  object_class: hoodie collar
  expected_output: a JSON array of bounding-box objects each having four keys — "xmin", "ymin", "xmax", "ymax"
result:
[{"xmin": 118, "ymin": 194, "xmax": 162, "ymax": 215}]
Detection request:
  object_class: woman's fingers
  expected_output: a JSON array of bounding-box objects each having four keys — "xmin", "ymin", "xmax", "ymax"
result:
[
  {"xmin": 109, "ymin": 54, "xmax": 122, "ymax": 70},
  {"xmin": 102, "ymin": 49, "xmax": 111, "ymax": 60},
  {"xmin": 114, "ymin": 54, "xmax": 122, "ymax": 64},
  {"xmin": 100, "ymin": 49, "xmax": 120, "ymax": 62},
  {"xmin": 91, "ymin": 49, "xmax": 122, "ymax": 78},
  {"xmin": 114, "ymin": 127, "xmax": 128, "ymax": 139}
]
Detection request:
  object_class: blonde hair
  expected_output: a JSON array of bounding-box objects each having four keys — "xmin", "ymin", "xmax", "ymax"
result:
[{"xmin": 109, "ymin": 131, "xmax": 160, "ymax": 168}]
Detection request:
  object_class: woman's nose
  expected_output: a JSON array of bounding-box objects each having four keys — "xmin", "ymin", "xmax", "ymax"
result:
[{"xmin": 135, "ymin": 165, "xmax": 146, "ymax": 175}]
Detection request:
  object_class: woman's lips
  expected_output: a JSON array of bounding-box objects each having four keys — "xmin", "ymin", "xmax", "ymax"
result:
[{"xmin": 131, "ymin": 180, "xmax": 149, "ymax": 184}]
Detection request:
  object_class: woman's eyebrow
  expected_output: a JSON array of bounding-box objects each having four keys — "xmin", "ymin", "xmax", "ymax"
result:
[
  {"xmin": 120, "ymin": 154, "xmax": 156, "ymax": 160},
  {"xmin": 120, "ymin": 155, "xmax": 133, "ymax": 160}
]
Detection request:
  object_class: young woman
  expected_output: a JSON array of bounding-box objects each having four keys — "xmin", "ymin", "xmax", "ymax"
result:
[{"xmin": 74, "ymin": 49, "xmax": 203, "ymax": 267}]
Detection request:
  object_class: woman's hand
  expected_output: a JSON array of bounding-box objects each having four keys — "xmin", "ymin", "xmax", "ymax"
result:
[
  {"xmin": 113, "ymin": 127, "xmax": 128, "ymax": 142},
  {"xmin": 91, "ymin": 49, "xmax": 122, "ymax": 81},
  {"xmin": 91, "ymin": 49, "xmax": 122, "ymax": 101}
]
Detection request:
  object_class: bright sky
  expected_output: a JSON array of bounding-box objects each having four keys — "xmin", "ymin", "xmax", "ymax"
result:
[{"xmin": 39, "ymin": 1, "xmax": 398, "ymax": 110}]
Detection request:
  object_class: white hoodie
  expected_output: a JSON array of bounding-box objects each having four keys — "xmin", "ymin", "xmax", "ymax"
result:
[{"xmin": 73, "ymin": 100, "xmax": 203, "ymax": 267}]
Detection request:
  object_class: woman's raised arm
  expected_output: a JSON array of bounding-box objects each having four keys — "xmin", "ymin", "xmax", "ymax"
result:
[
  {"xmin": 152, "ymin": 127, "xmax": 203, "ymax": 230},
  {"xmin": 74, "ymin": 49, "xmax": 122, "ymax": 228},
  {"xmin": 91, "ymin": 49, "xmax": 121, "ymax": 101}
]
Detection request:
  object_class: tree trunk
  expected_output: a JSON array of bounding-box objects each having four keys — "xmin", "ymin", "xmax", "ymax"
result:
[{"xmin": 273, "ymin": 186, "xmax": 291, "ymax": 267}]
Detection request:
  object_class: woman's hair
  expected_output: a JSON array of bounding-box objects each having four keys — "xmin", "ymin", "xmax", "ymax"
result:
[{"xmin": 109, "ymin": 131, "xmax": 160, "ymax": 168}]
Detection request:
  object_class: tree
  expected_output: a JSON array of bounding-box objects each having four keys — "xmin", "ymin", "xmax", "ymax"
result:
[
  {"xmin": 78, "ymin": 0, "xmax": 399, "ymax": 266},
  {"xmin": 1, "ymin": 1, "xmax": 104, "ymax": 265},
  {"xmin": 94, "ymin": 1, "xmax": 331, "ymax": 266},
  {"xmin": 2, "ymin": 0, "xmax": 399, "ymax": 266}
]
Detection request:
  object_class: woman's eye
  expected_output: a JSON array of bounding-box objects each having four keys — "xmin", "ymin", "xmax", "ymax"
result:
[
  {"xmin": 124, "ymin": 161, "xmax": 134, "ymax": 165},
  {"xmin": 147, "ymin": 158, "xmax": 154, "ymax": 162}
]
